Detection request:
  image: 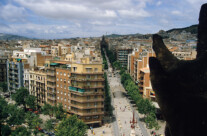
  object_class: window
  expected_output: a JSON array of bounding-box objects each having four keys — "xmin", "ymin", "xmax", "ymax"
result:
[
  {"xmin": 60, "ymin": 78, "xmax": 62, "ymax": 81},
  {"xmin": 94, "ymin": 109, "xmax": 97, "ymax": 113},
  {"xmin": 86, "ymin": 68, "xmax": 92, "ymax": 73},
  {"xmin": 60, "ymin": 72, "xmax": 62, "ymax": 75},
  {"xmin": 87, "ymin": 82, "xmax": 90, "ymax": 86},
  {"xmin": 64, "ymin": 92, "xmax": 66, "ymax": 95},
  {"xmin": 86, "ymin": 109, "xmax": 91, "ymax": 113},
  {"xmin": 68, "ymin": 73, "xmax": 70, "ymax": 77},
  {"xmin": 94, "ymin": 95, "xmax": 98, "ymax": 99},
  {"xmin": 94, "ymin": 68, "xmax": 98, "ymax": 72},
  {"xmin": 60, "ymin": 85, "xmax": 62, "ymax": 88},
  {"xmin": 61, "ymin": 97, "xmax": 63, "ymax": 101},
  {"xmin": 94, "ymin": 102, "xmax": 97, "ymax": 106},
  {"xmin": 64, "ymin": 73, "xmax": 66, "ymax": 76},
  {"xmin": 57, "ymin": 90, "xmax": 59, "ymax": 93},
  {"xmin": 64, "ymin": 104, "xmax": 66, "ymax": 108},
  {"xmin": 68, "ymin": 99, "xmax": 70, "ymax": 103},
  {"xmin": 57, "ymin": 96, "xmax": 59, "ymax": 100},
  {"xmin": 94, "ymin": 75, "xmax": 97, "ymax": 79},
  {"xmin": 61, "ymin": 91, "xmax": 63, "ymax": 94},
  {"xmin": 64, "ymin": 98, "xmax": 66, "ymax": 102},
  {"xmin": 87, "ymin": 96, "xmax": 90, "ymax": 100},
  {"xmin": 64, "ymin": 79, "xmax": 66, "ymax": 83},
  {"xmin": 68, "ymin": 93, "xmax": 70, "ymax": 96},
  {"xmin": 73, "ymin": 67, "xmax": 77, "ymax": 72},
  {"xmin": 57, "ymin": 84, "xmax": 59, "ymax": 87},
  {"xmin": 57, "ymin": 72, "xmax": 59, "ymax": 75},
  {"xmin": 57, "ymin": 78, "xmax": 59, "ymax": 81},
  {"xmin": 86, "ymin": 75, "xmax": 91, "ymax": 79},
  {"xmin": 64, "ymin": 85, "xmax": 66, "ymax": 89}
]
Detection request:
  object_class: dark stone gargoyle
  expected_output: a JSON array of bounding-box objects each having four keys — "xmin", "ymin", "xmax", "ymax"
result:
[{"xmin": 149, "ymin": 3, "xmax": 207, "ymax": 136}]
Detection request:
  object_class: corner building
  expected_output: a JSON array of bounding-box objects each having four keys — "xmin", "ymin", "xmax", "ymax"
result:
[{"xmin": 56, "ymin": 60, "xmax": 105, "ymax": 126}]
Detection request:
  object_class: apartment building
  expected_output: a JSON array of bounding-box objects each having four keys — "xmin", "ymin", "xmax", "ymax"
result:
[
  {"xmin": 7, "ymin": 59, "xmax": 24, "ymax": 92},
  {"xmin": 116, "ymin": 47, "xmax": 133, "ymax": 68},
  {"xmin": 55, "ymin": 57, "xmax": 105, "ymax": 126},
  {"xmin": 29, "ymin": 69, "xmax": 47, "ymax": 105},
  {"xmin": 0, "ymin": 57, "xmax": 8, "ymax": 82}
]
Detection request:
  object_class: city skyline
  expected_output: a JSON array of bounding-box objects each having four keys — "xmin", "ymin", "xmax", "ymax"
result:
[{"xmin": 0, "ymin": 0, "xmax": 204, "ymax": 39}]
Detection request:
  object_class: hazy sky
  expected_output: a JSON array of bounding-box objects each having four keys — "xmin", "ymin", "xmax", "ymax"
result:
[{"xmin": 0, "ymin": 0, "xmax": 205, "ymax": 39}]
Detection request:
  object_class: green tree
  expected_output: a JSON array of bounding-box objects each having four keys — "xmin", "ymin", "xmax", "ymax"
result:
[
  {"xmin": 45, "ymin": 119, "xmax": 56, "ymax": 131},
  {"xmin": 0, "ymin": 97, "xmax": 9, "ymax": 134},
  {"xmin": 1, "ymin": 124, "xmax": 11, "ymax": 136},
  {"xmin": 12, "ymin": 87, "xmax": 29, "ymax": 111},
  {"xmin": 145, "ymin": 112, "xmax": 159, "ymax": 129},
  {"xmin": 55, "ymin": 115, "xmax": 87, "ymax": 136},
  {"xmin": 41, "ymin": 103, "xmax": 54, "ymax": 116},
  {"xmin": 54, "ymin": 103, "xmax": 66, "ymax": 120},
  {"xmin": 7, "ymin": 104, "xmax": 25, "ymax": 126},
  {"xmin": 25, "ymin": 95, "xmax": 36, "ymax": 110},
  {"xmin": 0, "ymin": 82, "xmax": 7, "ymax": 92},
  {"xmin": 11, "ymin": 127, "xmax": 31, "ymax": 136}
]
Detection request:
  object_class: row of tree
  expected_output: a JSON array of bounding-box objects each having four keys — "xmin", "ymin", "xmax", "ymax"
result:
[
  {"xmin": 101, "ymin": 47, "xmax": 108, "ymax": 69},
  {"xmin": 120, "ymin": 71, "xmax": 160, "ymax": 130},
  {"xmin": 0, "ymin": 87, "xmax": 88, "ymax": 136},
  {"xmin": 104, "ymin": 73, "xmax": 112, "ymax": 115}
]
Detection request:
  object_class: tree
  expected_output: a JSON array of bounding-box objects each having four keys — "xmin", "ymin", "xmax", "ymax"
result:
[
  {"xmin": 145, "ymin": 112, "xmax": 159, "ymax": 129},
  {"xmin": 1, "ymin": 124, "xmax": 11, "ymax": 136},
  {"xmin": 41, "ymin": 103, "xmax": 54, "ymax": 116},
  {"xmin": 12, "ymin": 87, "xmax": 29, "ymax": 111},
  {"xmin": 0, "ymin": 97, "xmax": 9, "ymax": 134},
  {"xmin": 55, "ymin": 115, "xmax": 87, "ymax": 136},
  {"xmin": 11, "ymin": 127, "xmax": 31, "ymax": 136},
  {"xmin": 54, "ymin": 103, "xmax": 66, "ymax": 120},
  {"xmin": 7, "ymin": 104, "xmax": 25, "ymax": 126},
  {"xmin": 25, "ymin": 95, "xmax": 36, "ymax": 110},
  {"xmin": 0, "ymin": 82, "xmax": 7, "ymax": 92},
  {"xmin": 45, "ymin": 119, "xmax": 56, "ymax": 131}
]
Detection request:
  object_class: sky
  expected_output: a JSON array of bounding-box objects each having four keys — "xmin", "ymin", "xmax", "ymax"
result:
[{"xmin": 0, "ymin": 0, "xmax": 205, "ymax": 39}]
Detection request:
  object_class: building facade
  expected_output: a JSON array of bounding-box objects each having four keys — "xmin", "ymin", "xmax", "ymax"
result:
[
  {"xmin": 7, "ymin": 59, "xmax": 24, "ymax": 92},
  {"xmin": 0, "ymin": 57, "xmax": 7, "ymax": 82}
]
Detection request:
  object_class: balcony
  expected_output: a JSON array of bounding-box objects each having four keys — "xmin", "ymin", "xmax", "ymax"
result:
[
  {"xmin": 70, "ymin": 91, "xmax": 104, "ymax": 96},
  {"xmin": 47, "ymin": 78, "xmax": 56, "ymax": 82},
  {"xmin": 47, "ymin": 72, "xmax": 55, "ymax": 76},
  {"xmin": 70, "ymin": 97, "xmax": 104, "ymax": 103},
  {"xmin": 47, "ymin": 84, "xmax": 56, "ymax": 89},
  {"xmin": 70, "ymin": 77, "xmax": 104, "ymax": 82},
  {"xmin": 71, "ymin": 71, "xmax": 104, "ymax": 75},
  {"xmin": 47, "ymin": 96, "xmax": 56, "ymax": 101},
  {"xmin": 70, "ymin": 85, "xmax": 104, "ymax": 89},
  {"xmin": 70, "ymin": 110, "xmax": 104, "ymax": 116},
  {"xmin": 70, "ymin": 103, "xmax": 104, "ymax": 109}
]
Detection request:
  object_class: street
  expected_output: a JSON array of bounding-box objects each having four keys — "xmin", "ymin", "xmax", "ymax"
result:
[{"xmin": 104, "ymin": 49, "xmax": 150, "ymax": 136}]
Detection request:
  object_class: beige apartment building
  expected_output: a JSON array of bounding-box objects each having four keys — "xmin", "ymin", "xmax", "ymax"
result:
[
  {"xmin": 29, "ymin": 69, "xmax": 47, "ymax": 105},
  {"xmin": 55, "ymin": 58, "xmax": 105, "ymax": 126}
]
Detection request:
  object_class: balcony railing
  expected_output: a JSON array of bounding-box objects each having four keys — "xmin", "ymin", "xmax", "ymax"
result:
[
  {"xmin": 71, "ymin": 85, "xmax": 104, "ymax": 89},
  {"xmin": 71, "ymin": 71, "xmax": 104, "ymax": 75},
  {"xmin": 70, "ymin": 97, "xmax": 104, "ymax": 103},
  {"xmin": 70, "ymin": 90, "xmax": 104, "ymax": 96},
  {"xmin": 47, "ymin": 72, "xmax": 55, "ymax": 76},
  {"xmin": 47, "ymin": 78, "xmax": 56, "ymax": 82},
  {"xmin": 69, "ymin": 110, "xmax": 104, "ymax": 116},
  {"xmin": 47, "ymin": 84, "xmax": 56, "ymax": 88},
  {"xmin": 70, "ymin": 103, "xmax": 104, "ymax": 109},
  {"xmin": 70, "ymin": 77, "xmax": 104, "ymax": 82}
]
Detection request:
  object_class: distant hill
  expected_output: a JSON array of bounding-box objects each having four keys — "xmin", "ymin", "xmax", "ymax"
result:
[
  {"xmin": 0, "ymin": 33, "xmax": 30, "ymax": 40},
  {"xmin": 167, "ymin": 24, "xmax": 198, "ymax": 34}
]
